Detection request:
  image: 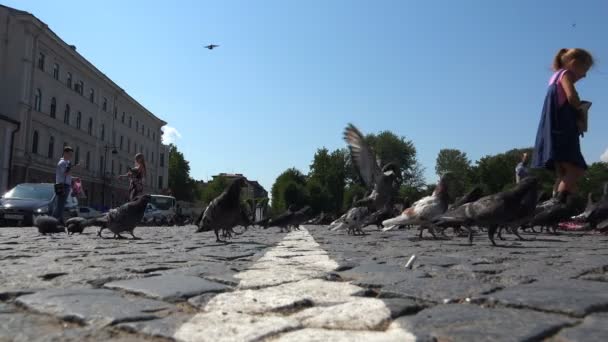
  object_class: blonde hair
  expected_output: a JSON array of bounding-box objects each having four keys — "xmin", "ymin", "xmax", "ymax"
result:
[{"xmin": 552, "ymin": 48, "xmax": 594, "ymax": 71}]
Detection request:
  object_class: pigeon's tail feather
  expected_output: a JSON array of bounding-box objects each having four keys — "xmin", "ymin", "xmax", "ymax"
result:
[
  {"xmin": 330, "ymin": 223, "xmax": 347, "ymax": 231},
  {"xmin": 382, "ymin": 215, "xmax": 412, "ymax": 227}
]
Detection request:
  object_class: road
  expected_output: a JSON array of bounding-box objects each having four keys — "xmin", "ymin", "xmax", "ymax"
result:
[{"xmin": 1, "ymin": 225, "xmax": 607, "ymax": 341}]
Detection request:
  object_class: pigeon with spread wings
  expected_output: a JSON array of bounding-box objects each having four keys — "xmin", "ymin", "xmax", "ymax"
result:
[{"xmin": 343, "ymin": 123, "xmax": 401, "ymax": 212}]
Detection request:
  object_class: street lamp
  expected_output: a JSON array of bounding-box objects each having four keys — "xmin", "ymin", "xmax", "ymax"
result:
[{"xmin": 102, "ymin": 144, "xmax": 118, "ymax": 208}]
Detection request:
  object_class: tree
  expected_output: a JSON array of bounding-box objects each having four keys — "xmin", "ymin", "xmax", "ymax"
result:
[
  {"xmin": 308, "ymin": 148, "xmax": 347, "ymax": 214},
  {"xmin": 435, "ymin": 149, "xmax": 472, "ymax": 197},
  {"xmin": 364, "ymin": 130, "xmax": 418, "ymax": 183},
  {"xmin": 270, "ymin": 168, "xmax": 308, "ymax": 214},
  {"xmin": 168, "ymin": 144, "xmax": 195, "ymax": 201},
  {"xmin": 579, "ymin": 162, "xmax": 608, "ymax": 200}
]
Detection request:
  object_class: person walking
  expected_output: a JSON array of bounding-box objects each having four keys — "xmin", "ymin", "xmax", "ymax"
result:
[
  {"xmin": 53, "ymin": 146, "xmax": 78, "ymax": 223},
  {"xmin": 118, "ymin": 153, "xmax": 147, "ymax": 201}
]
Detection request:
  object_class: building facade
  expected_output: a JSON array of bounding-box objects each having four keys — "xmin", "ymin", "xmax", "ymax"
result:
[{"xmin": 0, "ymin": 5, "xmax": 169, "ymax": 207}]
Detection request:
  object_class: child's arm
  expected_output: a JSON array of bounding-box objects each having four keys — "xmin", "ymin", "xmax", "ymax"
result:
[{"xmin": 561, "ymin": 72, "xmax": 582, "ymax": 109}]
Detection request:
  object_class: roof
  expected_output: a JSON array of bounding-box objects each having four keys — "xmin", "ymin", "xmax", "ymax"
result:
[{"xmin": 0, "ymin": 4, "xmax": 167, "ymax": 126}]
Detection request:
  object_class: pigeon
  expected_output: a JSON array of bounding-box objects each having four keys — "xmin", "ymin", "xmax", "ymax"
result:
[
  {"xmin": 529, "ymin": 191, "xmax": 578, "ymax": 235},
  {"xmin": 344, "ymin": 123, "xmax": 401, "ymax": 212},
  {"xmin": 432, "ymin": 176, "xmax": 539, "ymax": 246},
  {"xmin": 330, "ymin": 206, "xmax": 369, "ymax": 235},
  {"xmin": 266, "ymin": 205, "xmax": 312, "ymax": 232},
  {"xmin": 496, "ymin": 179, "xmax": 540, "ymax": 241},
  {"xmin": 574, "ymin": 183, "xmax": 608, "ymax": 231},
  {"xmin": 196, "ymin": 177, "xmax": 247, "ymax": 242},
  {"xmin": 361, "ymin": 207, "xmax": 394, "ymax": 230},
  {"xmin": 205, "ymin": 44, "xmax": 219, "ymax": 50},
  {"xmin": 381, "ymin": 172, "xmax": 453, "ymax": 238},
  {"xmin": 65, "ymin": 216, "xmax": 90, "ymax": 235},
  {"xmin": 94, "ymin": 195, "xmax": 151, "ymax": 239},
  {"xmin": 34, "ymin": 215, "xmax": 65, "ymax": 235},
  {"xmin": 449, "ymin": 186, "xmax": 483, "ymax": 210}
]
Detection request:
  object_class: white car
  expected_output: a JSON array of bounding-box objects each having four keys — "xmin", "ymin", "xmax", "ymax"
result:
[{"xmin": 78, "ymin": 206, "xmax": 101, "ymax": 219}]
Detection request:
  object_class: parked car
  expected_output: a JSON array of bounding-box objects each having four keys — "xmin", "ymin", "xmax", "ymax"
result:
[
  {"xmin": 78, "ymin": 206, "xmax": 101, "ymax": 219},
  {"xmin": 142, "ymin": 203, "xmax": 166, "ymax": 226},
  {"xmin": 0, "ymin": 183, "xmax": 78, "ymax": 226}
]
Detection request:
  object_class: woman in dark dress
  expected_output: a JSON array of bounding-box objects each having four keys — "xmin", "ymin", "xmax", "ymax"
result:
[
  {"xmin": 531, "ymin": 48, "xmax": 594, "ymax": 206},
  {"xmin": 119, "ymin": 153, "xmax": 147, "ymax": 201}
]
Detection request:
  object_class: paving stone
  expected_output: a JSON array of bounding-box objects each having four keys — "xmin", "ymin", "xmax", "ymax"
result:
[
  {"xmin": 486, "ymin": 279, "xmax": 608, "ymax": 317},
  {"xmin": 273, "ymin": 328, "xmax": 416, "ymax": 342},
  {"xmin": 173, "ymin": 311, "xmax": 301, "ymax": 342},
  {"xmin": 553, "ymin": 313, "xmax": 608, "ymax": 342},
  {"xmin": 290, "ymin": 298, "xmax": 393, "ymax": 330},
  {"xmin": 392, "ymin": 304, "xmax": 576, "ymax": 342},
  {"xmin": 118, "ymin": 314, "xmax": 194, "ymax": 340},
  {"xmin": 205, "ymin": 279, "xmax": 361, "ymax": 314},
  {"xmin": 16, "ymin": 288, "xmax": 171, "ymax": 326},
  {"xmin": 105, "ymin": 275, "xmax": 229, "ymax": 302}
]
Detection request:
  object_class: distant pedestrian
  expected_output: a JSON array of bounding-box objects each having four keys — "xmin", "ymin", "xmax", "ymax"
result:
[
  {"xmin": 53, "ymin": 146, "xmax": 79, "ymax": 223},
  {"xmin": 515, "ymin": 153, "xmax": 530, "ymax": 184},
  {"xmin": 118, "ymin": 153, "xmax": 147, "ymax": 201},
  {"xmin": 532, "ymin": 48, "xmax": 594, "ymax": 206}
]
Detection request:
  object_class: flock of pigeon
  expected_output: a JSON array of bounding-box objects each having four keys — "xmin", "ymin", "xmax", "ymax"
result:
[{"xmin": 33, "ymin": 124, "xmax": 608, "ymax": 246}]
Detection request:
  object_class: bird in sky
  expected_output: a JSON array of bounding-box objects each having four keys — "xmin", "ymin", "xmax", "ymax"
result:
[{"xmin": 205, "ymin": 44, "xmax": 220, "ymax": 50}]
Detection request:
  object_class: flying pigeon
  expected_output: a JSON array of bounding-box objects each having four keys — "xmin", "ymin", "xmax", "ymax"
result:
[
  {"xmin": 205, "ymin": 44, "xmax": 220, "ymax": 50},
  {"xmin": 196, "ymin": 177, "xmax": 247, "ymax": 242},
  {"xmin": 94, "ymin": 195, "xmax": 151, "ymax": 239},
  {"xmin": 432, "ymin": 176, "xmax": 539, "ymax": 246},
  {"xmin": 34, "ymin": 215, "xmax": 65, "ymax": 235},
  {"xmin": 382, "ymin": 172, "xmax": 453, "ymax": 238},
  {"xmin": 344, "ymin": 123, "xmax": 401, "ymax": 212}
]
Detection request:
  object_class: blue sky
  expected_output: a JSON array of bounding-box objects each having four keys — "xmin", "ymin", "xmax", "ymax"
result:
[{"xmin": 6, "ymin": 0, "xmax": 608, "ymax": 193}]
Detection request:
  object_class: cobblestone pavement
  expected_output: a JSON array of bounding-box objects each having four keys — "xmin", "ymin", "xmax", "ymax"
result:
[{"xmin": 1, "ymin": 224, "xmax": 607, "ymax": 341}]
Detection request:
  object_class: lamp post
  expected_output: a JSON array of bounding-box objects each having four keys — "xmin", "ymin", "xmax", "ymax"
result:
[{"xmin": 102, "ymin": 144, "xmax": 118, "ymax": 208}]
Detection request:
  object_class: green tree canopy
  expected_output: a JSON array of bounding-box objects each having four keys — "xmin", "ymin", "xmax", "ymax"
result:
[
  {"xmin": 435, "ymin": 148, "xmax": 473, "ymax": 198},
  {"xmin": 308, "ymin": 148, "xmax": 347, "ymax": 214},
  {"xmin": 168, "ymin": 144, "xmax": 195, "ymax": 201},
  {"xmin": 270, "ymin": 168, "xmax": 308, "ymax": 214}
]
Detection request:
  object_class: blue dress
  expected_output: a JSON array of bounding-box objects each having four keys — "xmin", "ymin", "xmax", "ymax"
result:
[{"xmin": 531, "ymin": 70, "xmax": 587, "ymax": 171}]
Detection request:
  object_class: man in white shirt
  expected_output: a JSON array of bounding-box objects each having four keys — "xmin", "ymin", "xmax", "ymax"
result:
[
  {"xmin": 52, "ymin": 146, "xmax": 77, "ymax": 223},
  {"xmin": 515, "ymin": 152, "xmax": 529, "ymax": 184}
]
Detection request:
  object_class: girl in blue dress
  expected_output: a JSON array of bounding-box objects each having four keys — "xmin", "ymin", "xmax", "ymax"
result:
[{"xmin": 532, "ymin": 48, "xmax": 594, "ymax": 205}]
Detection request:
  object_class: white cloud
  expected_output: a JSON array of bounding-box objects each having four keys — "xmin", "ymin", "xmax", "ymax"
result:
[
  {"xmin": 601, "ymin": 148, "xmax": 608, "ymax": 163},
  {"xmin": 162, "ymin": 126, "xmax": 182, "ymax": 145}
]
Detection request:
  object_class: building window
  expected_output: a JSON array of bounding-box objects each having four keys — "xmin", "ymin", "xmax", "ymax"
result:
[
  {"xmin": 111, "ymin": 160, "xmax": 115, "ymax": 174},
  {"xmin": 76, "ymin": 111, "xmax": 82, "ymax": 129},
  {"xmin": 134, "ymin": 143, "xmax": 137, "ymax": 153},
  {"xmin": 37, "ymin": 53, "xmax": 45, "ymax": 71},
  {"xmin": 87, "ymin": 118, "xmax": 93, "ymax": 135},
  {"xmin": 48, "ymin": 136, "xmax": 54, "ymax": 158},
  {"xmin": 50, "ymin": 97, "xmax": 57, "ymax": 118},
  {"xmin": 142, "ymin": 124, "xmax": 145, "ymax": 135},
  {"xmin": 66, "ymin": 72, "xmax": 72, "ymax": 88},
  {"xmin": 160, "ymin": 153, "xmax": 165, "ymax": 167},
  {"xmin": 127, "ymin": 138, "xmax": 131, "ymax": 153},
  {"xmin": 89, "ymin": 88, "xmax": 95, "ymax": 103},
  {"xmin": 158, "ymin": 176, "xmax": 163, "ymax": 189},
  {"xmin": 136, "ymin": 120, "xmax": 139, "ymax": 131},
  {"xmin": 151, "ymin": 152, "xmax": 154, "ymax": 164},
  {"xmin": 128, "ymin": 116, "xmax": 132, "ymax": 128},
  {"xmin": 86, "ymin": 151, "xmax": 91, "ymax": 170},
  {"xmin": 120, "ymin": 136, "xmax": 124, "ymax": 150},
  {"xmin": 102, "ymin": 97, "xmax": 107, "ymax": 111},
  {"xmin": 99, "ymin": 156, "xmax": 105, "ymax": 175},
  {"xmin": 112, "ymin": 131, "xmax": 116, "ymax": 145},
  {"xmin": 64, "ymin": 104, "xmax": 70, "ymax": 125},
  {"xmin": 101, "ymin": 124, "xmax": 105, "ymax": 141},
  {"xmin": 53, "ymin": 63, "xmax": 59, "ymax": 80},
  {"xmin": 147, "ymin": 128, "xmax": 150, "ymax": 138},
  {"xmin": 121, "ymin": 112, "xmax": 125, "ymax": 124},
  {"xmin": 114, "ymin": 106, "xmax": 118, "ymax": 119},
  {"xmin": 32, "ymin": 130, "xmax": 39, "ymax": 154},
  {"xmin": 34, "ymin": 88, "xmax": 42, "ymax": 111},
  {"xmin": 152, "ymin": 132, "xmax": 155, "ymax": 142},
  {"xmin": 76, "ymin": 81, "xmax": 84, "ymax": 95},
  {"xmin": 75, "ymin": 146, "xmax": 80, "ymax": 164},
  {"xmin": 119, "ymin": 163, "xmax": 123, "ymax": 175}
]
